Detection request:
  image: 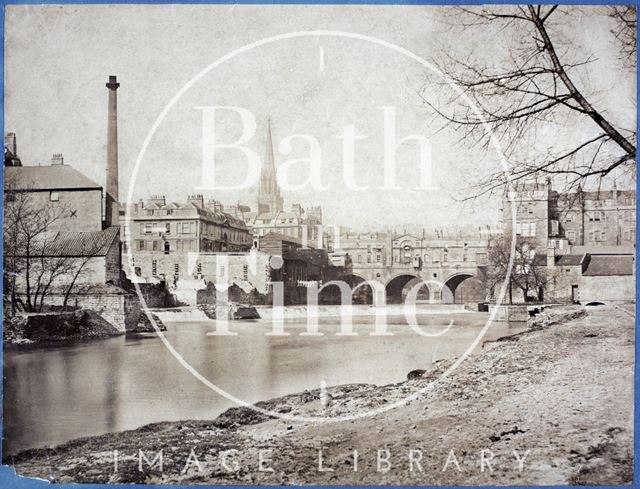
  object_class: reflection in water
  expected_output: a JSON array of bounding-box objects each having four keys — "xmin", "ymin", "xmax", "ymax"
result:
[{"xmin": 3, "ymin": 311, "xmax": 522, "ymax": 455}]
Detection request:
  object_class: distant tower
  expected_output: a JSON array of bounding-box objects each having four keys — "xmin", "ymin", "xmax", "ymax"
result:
[
  {"xmin": 105, "ymin": 75, "xmax": 120, "ymax": 227},
  {"xmin": 257, "ymin": 118, "xmax": 284, "ymax": 215}
]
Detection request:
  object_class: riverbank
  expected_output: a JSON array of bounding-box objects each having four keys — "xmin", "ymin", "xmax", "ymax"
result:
[
  {"xmin": 3, "ymin": 309, "xmax": 122, "ymax": 345},
  {"xmin": 5, "ymin": 303, "xmax": 634, "ymax": 485},
  {"xmin": 3, "ymin": 309, "xmax": 167, "ymax": 345}
]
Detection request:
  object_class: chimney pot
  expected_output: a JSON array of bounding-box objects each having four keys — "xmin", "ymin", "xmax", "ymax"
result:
[
  {"xmin": 4, "ymin": 132, "xmax": 17, "ymax": 156},
  {"xmin": 51, "ymin": 153, "xmax": 64, "ymax": 165}
]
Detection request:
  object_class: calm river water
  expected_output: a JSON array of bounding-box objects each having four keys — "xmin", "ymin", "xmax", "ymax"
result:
[{"xmin": 3, "ymin": 309, "xmax": 515, "ymax": 455}]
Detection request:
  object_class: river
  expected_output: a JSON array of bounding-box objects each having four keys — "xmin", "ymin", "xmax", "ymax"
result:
[{"xmin": 3, "ymin": 308, "xmax": 518, "ymax": 455}]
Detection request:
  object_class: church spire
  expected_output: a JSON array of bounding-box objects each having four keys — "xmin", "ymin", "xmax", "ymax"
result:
[
  {"xmin": 260, "ymin": 116, "xmax": 278, "ymax": 196},
  {"xmin": 257, "ymin": 116, "xmax": 283, "ymax": 214}
]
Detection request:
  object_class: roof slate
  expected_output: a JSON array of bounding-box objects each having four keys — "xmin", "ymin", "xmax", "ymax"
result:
[
  {"xmin": 554, "ymin": 254, "xmax": 585, "ymax": 266},
  {"xmin": 31, "ymin": 227, "xmax": 120, "ymax": 257},
  {"xmin": 5, "ymin": 165, "xmax": 102, "ymax": 191},
  {"xmin": 582, "ymin": 254, "xmax": 634, "ymax": 276}
]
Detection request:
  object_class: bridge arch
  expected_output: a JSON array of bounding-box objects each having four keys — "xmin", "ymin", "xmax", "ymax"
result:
[
  {"xmin": 441, "ymin": 273, "xmax": 483, "ymax": 304},
  {"xmin": 319, "ymin": 273, "xmax": 375, "ymax": 305},
  {"xmin": 385, "ymin": 273, "xmax": 431, "ymax": 304}
]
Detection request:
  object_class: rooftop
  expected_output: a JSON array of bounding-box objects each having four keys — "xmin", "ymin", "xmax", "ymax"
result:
[
  {"xmin": 554, "ymin": 254, "xmax": 585, "ymax": 267},
  {"xmin": 5, "ymin": 164, "xmax": 102, "ymax": 191},
  {"xmin": 582, "ymin": 254, "xmax": 634, "ymax": 276},
  {"xmin": 24, "ymin": 227, "xmax": 120, "ymax": 257}
]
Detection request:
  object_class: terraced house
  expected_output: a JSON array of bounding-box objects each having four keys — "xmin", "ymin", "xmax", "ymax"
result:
[{"xmin": 123, "ymin": 194, "xmax": 252, "ymax": 281}]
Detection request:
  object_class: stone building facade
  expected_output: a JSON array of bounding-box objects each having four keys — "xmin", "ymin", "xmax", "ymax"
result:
[
  {"xmin": 502, "ymin": 180, "xmax": 636, "ymax": 303},
  {"xmin": 131, "ymin": 250, "xmax": 272, "ymax": 296},
  {"xmin": 555, "ymin": 189, "xmax": 636, "ymax": 247},
  {"xmin": 502, "ymin": 180, "xmax": 636, "ymax": 250},
  {"xmin": 546, "ymin": 250, "xmax": 634, "ymax": 303},
  {"xmin": 6, "ymin": 159, "xmax": 104, "ymax": 232},
  {"xmin": 124, "ymin": 194, "xmax": 252, "ymax": 259}
]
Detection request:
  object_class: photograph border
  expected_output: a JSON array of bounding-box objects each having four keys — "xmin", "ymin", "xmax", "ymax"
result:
[{"xmin": 0, "ymin": 1, "xmax": 637, "ymax": 488}]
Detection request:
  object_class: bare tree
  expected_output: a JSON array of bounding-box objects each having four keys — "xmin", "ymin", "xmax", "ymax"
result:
[
  {"xmin": 483, "ymin": 235, "xmax": 548, "ymax": 304},
  {"xmin": 3, "ymin": 176, "xmax": 91, "ymax": 313},
  {"xmin": 423, "ymin": 5, "xmax": 636, "ymax": 198},
  {"xmin": 61, "ymin": 241, "xmax": 106, "ymax": 308},
  {"xmin": 609, "ymin": 6, "xmax": 637, "ymax": 69}
]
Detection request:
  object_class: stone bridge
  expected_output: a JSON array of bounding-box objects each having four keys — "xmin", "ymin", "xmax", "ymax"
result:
[{"xmin": 335, "ymin": 263, "xmax": 484, "ymax": 306}]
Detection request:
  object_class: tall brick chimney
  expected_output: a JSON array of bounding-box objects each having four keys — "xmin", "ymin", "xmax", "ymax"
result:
[{"xmin": 105, "ymin": 75, "xmax": 120, "ymax": 227}]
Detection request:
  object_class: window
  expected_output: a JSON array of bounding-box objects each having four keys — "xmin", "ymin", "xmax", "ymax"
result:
[
  {"xmin": 50, "ymin": 191, "xmax": 59, "ymax": 202},
  {"xmin": 358, "ymin": 255, "xmax": 363, "ymax": 263},
  {"xmin": 567, "ymin": 230, "xmax": 576, "ymax": 240},
  {"xmin": 166, "ymin": 209, "xmax": 173, "ymax": 215},
  {"xmin": 139, "ymin": 240, "xmax": 146, "ymax": 251},
  {"xmin": 144, "ymin": 223, "xmax": 153, "ymax": 235},
  {"xmin": 152, "ymin": 240, "xmax": 159, "ymax": 251},
  {"xmin": 589, "ymin": 211, "xmax": 604, "ymax": 222},
  {"xmin": 152, "ymin": 260, "xmax": 157, "ymax": 275},
  {"xmin": 515, "ymin": 222, "xmax": 536, "ymax": 237},
  {"xmin": 165, "ymin": 223, "xmax": 171, "ymax": 234},
  {"xmin": 367, "ymin": 254, "xmax": 371, "ymax": 263}
]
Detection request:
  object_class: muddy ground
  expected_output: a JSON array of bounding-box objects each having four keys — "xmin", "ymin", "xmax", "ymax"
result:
[{"xmin": 4, "ymin": 304, "xmax": 634, "ymax": 485}]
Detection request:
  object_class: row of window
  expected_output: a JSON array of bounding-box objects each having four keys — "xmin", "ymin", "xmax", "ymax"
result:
[
  {"xmin": 565, "ymin": 229, "xmax": 635, "ymax": 242},
  {"xmin": 515, "ymin": 203, "xmax": 535, "ymax": 216},
  {"xmin": 141, "ymin": 221, "xmax": 194, "ymax": 235},
  {"xmin": 138, "ymin": 239, "xmax": 196, "ymax": 252},
  {"xmin": 566, "ymin": 210, "xmax": 636, "ymax": 223},
  {"xmin": 390, "ymin": 251, "xmax": 469, "ymax": 264},
  {"xmin": 356, "ymin": 253, "xmax": 383, "ymax": 264},
  {"xmin": 202, "ymin": 223, "xmax": 250, "ymax": 243},
  {"xmin": 139, "ymin": 221, "xmax": 249, "ymax": 243},
  {"xmin": 148, "ymin": 260, "xmax": 250, "ymax": 281},
  {"xmin": 145, "ymin": 209, "xmax": 174, "ymax": 216},
  {"xmin": 257, "ymin": 218, "xmax": 297, "ymax": 225}
]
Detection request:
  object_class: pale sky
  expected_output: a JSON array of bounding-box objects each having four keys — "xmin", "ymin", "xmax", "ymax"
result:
[{"xmin": 5, "ymin": 5, "xmax": 635, "ymax": 230}]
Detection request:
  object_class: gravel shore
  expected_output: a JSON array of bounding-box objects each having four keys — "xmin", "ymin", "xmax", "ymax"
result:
[{"xmin": 5, "ymin": 304, "xmax": 634, "ymax": 485}]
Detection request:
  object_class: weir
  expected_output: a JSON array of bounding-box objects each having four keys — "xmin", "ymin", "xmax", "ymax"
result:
[{"xmin": 151, "ymin": 307, "xmax": 213, "ymax": 323}]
